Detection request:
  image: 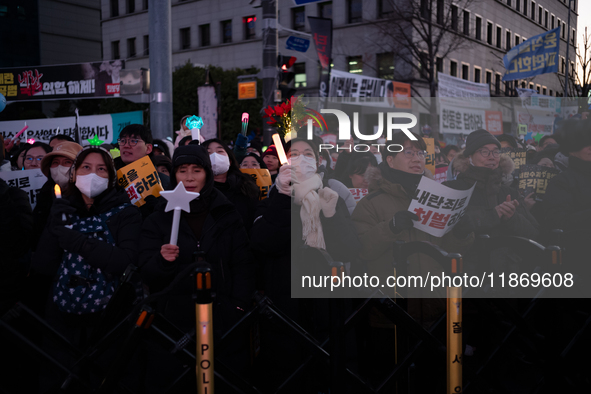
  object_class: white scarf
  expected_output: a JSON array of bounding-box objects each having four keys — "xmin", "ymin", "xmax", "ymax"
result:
[{"xmin": 292, "ymin": 174, "xmax": 325, "ymax": 250}]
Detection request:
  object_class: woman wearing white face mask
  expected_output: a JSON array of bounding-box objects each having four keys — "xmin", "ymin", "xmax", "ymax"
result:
[
  {"xmin": 202, "ymin": 139, "xmax": 259, "ymax": 232},
  {"xmin": 32, "ymin": 141, "xmax": 83, "ymax": 249},
  {"xmin": 31, "ymin": 147, "xmax": 142, "ymax": 390}
]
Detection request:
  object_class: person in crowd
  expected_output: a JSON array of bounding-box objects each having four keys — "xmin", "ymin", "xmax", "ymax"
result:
[
  {"xmin": 152, "ymin": 154, "xmax": 172, "ymax": 177},
  {"xmin": 435, "ymin": 152, "xmax": 449, "ymax": 166},
  {"xmin": 30, "ymin": 146, "xmax": 142, "ymax": 390},
  {"xmin": 33, "ymin": 141, "xmax": 83, "ymax": 248},
  {"xmin": 529, "ymin": 149, "xmax": 557, "ymax": 169},
  {"xmin": 49, "ymin": 134, "xmax": 75, "ymax": 149},
  {"xmin": 369, "ymin": 143, "xmax": 383, "ymax": 164},
  {"xmin": 497, "ymin": 134, "xmax": 519, "ymax": 151},
  {"xmin": 538, "ymin": 135, "xmax": 558, "ymax": 151},
  {"xmin": 0, "ymin": 135, "xmax": 11, "ymax": 171},
  {"xmin": 22, "ymin": 142, "xmax": 51, "ymax": 170},
  {"xmin": 539, "ymin": 120, "xmax": 591, "ymax": 266},
  {"xmin": 444, "ymin": 129, "xmax": 539, "ymax": 271},
  {"xmin": 442, "ymin": 144, "xmax": 460, "ymax": 162},
  {"xmin": 152, "ymin": 139, "xmax": 171, "ymax": 158},
  {"xmin": 10, "ymin": 143, "xmax": 31, "ymax": 170},
  {"xmin": 202, "ymin": 138, "xmax": 259, "ymax": 231},
  {"xmin": 239, "ymin": 152, "xmax": 266, "ymax": 169},
  {"xmin": 262, "ymin": 145, "xmax": 281, "ymax": 183},
  {"xmin": 337, "ymin": 152, "xmax": 377, "ymax": 189},
  {"xmin": 247, "ymin": 139, "xmax": 263, "ymax": 156},
  {"xmin": 139, "ymin": 144, "xmax": 255, "ymax": 393},
  {"xmin": 178, "ymin": 135, "xmax": 193, "ymax": 147}
]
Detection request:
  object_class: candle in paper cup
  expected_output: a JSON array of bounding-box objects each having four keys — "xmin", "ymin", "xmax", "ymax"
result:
[{"xmin": 272, "ymin": 134, "xmax": 288, "ymax": 165}]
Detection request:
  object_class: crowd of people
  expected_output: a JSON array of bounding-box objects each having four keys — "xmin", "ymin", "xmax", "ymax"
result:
[{"xmin": 1, "ymin": 117, "xmax": 590, "ymax": 392}]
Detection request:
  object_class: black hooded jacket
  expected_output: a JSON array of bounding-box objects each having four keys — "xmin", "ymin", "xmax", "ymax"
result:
[{"xmin": 139, "ymin": 145, "xmax": 255, "ymax": 332}]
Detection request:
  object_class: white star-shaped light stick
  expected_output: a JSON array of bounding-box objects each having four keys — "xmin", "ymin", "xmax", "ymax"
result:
[{"xmin": 159, "ymin": 182, "xmax": 200, "ymax": 245}]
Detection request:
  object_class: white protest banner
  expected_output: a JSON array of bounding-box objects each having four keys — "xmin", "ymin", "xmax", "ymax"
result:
[
  {"xmin": 0, "ymin": 168, "xmax": 47, "ymax": 209},
  {"xmin": 408, "ymin": 177, "xmax": 475, "ymax": 238},
  {"xmin": 0, "ymin": 111, "xmax": 143, "ymax": 144},
  {"xmin": 437, "ymin": 72, "xmax": 490, "ymax": 109},
  {"xmin": 440, "ymin": 105, "xmax": 504, "ymax": 135},
  {"xmin": 198, "ymin": 85, "xmax": 218, "ymax": 141}
]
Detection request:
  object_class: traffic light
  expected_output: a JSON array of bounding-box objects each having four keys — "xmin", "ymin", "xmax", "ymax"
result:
[{"xmin": 277, "ymin": 54, "xmax": 297, "ymax": 101}]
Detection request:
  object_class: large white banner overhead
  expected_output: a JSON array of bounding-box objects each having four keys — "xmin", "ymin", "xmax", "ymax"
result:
[{"xmin": 437, "ymin": 72, "xmax": 491, "ymax": 109}]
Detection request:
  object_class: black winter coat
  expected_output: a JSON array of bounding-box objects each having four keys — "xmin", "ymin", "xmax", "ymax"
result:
[
  {"xmin": 31, "ymin": 187, "xmax": 142, "ymax": 278},
  {"xmin": 139, "ymin": 188, "xmax": 255, "ymax": 332},
  {"xmin": 32, "ymin": 179, "xmax": 55, "ymax": 249},
  {"xmin": 214, "ymin": 171, "xmax": 259, "ymax": 232}
]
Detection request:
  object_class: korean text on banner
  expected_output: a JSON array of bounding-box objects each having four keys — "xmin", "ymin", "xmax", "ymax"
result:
[
  {"xmin": 117, "ymin": 157, "xmax": 163, "ymax": 207},
  {"xmin": 424, "ymin": 138, "xmax": 436, "ymax": 176},
  {"xmin": 308, "ymin": 17, "xmax": 332, "ymax": 98},
  {"xmin": 503, "ymin": 27, "xmax": 559, "ymax": 81},
  {"xmin": 349, "ymin": 188, "xmax": 369, "ymax": 204},
  {"xmin": 241, "ymin": 169, "xmax": 272, "ymax": 200},
  {"xmin": 437, "ymin": 72, "xmax": 490, "ymax": 109},
  {"xmin": 408, "ymin": 177, "xmax": 475, "ymax": 238},
  {"xmin": 0, "ymin": 169, "xmax": 47, "ymax": 209},
  {"xmin": 502, "ymin": 148, "xmax": 527, "ymax": 172},
  {"xmin": 517, "ymin": 164, "xmax": 560, "ymax": 197}
]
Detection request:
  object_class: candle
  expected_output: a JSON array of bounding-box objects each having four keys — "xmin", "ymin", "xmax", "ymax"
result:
[
  {"xmin": 272, "ymin": 134, "xmax": 288, "ymax": 165},
  {"xmin": 54, "ymin": 184, "xmax": 67, "ymax": 222}
]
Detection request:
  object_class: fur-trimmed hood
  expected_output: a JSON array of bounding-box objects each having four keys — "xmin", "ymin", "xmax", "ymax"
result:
[
  {"xmin": 365, "ymin": 164, "xmax": 434, "ymax": 192},
  {"xmin": 451, "ymin": 153, "xmax": 514, "ymax": 176}
]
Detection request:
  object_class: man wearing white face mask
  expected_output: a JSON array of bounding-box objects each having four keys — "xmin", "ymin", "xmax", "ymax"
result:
[
  {"xmin": 203, "ymin": 138, "xmax": 260, "ymax": 232},
  {"xmin": 32, "ymin": 141, "xmax": 83, "ymax": 249}
]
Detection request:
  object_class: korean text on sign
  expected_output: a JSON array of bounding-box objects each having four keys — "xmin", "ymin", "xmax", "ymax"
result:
[
  {"xmin": 0, "ymin": 169, "xmax": 47, "ymax": 210},
  {"xmin": 348, "ymin": 188, "xmax": 369, "ymax": 204},
  {"xmin": 240, "ymin": 168, "xmax": 272, "ymax": 200},
  {"xmin": 407, "ymin": 177, "xmax": 476, "ymax": 238},
  {"xmin": 517, "ymin": 164, "xmax": 559, "ymax": 197},
  {"xmin": 116, "ymin": 157, "xmax": 163, "ymax": 207}
]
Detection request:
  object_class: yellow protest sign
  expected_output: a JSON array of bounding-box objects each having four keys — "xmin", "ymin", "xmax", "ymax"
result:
[
  {"xmin": 424, "ymin": 137, "xmax": 436, "ymax": 176},
  {"xmin": 241, "ymin": 168, "xmax": 272, "ymax": 200},
  {"xmin": 117, "ymin": 157, "xmax": 164, "ymax": 207}
]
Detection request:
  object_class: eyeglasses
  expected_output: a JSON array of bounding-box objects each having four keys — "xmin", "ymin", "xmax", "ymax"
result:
[
  {"xmin": 117, "ymin": 138, "xmax": 143, "ymax": 147},
  {"xmin": 24, "ymin": 156, "xmax": 44, "ymax": 162},
  {"xmin": 402, "ymin": 150, "xmax": 427, "ymax": 159},
  {"xmin": 477, "ymin": 149, "xmax": 501, "ymax": 158}
]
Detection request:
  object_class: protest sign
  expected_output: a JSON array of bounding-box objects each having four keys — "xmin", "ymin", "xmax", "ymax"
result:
[
  {"xmin": 241, "ymin": 168, "xmax": 272, "ymax": 200},
  {"xmin": 434, "ymin": 165, "xmax": 448, "ymax": 183},
  {"xmin": 440, "ymin": 106, "xmax": 503, "ymax": 135},
  {"xmin": 349, "ymin": 188, "xmax": 369, "ymax": 203},
  {"xmin": 502, "ymin": 148, "xmax": 527, "ymax": 174},
  {"xmin": 424, "ymin": 138, "xmax": 436, "ymax": 175},
  {"xmin": 503, "ymin": 28, "xmax": 559, "ymax": 81},
  {"xmin": 117, "ymin": 157, "xmax": 163, "ymax": 207},
  {"xmin": 408, "ymin": 177, "xmax": 475, "ymax": 238},
  {"xmin": 517, "ymin": 164, "xmax": 560, "ymax": 197},
  {"xmin": 0, "ymin": 168, "xmax": 47, "ymax": 209}
]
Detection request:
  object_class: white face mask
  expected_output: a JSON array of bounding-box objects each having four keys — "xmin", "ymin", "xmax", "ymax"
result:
[
  {"xmin": 75, "ymin": 173, "xmax": 109, "ymax": 198},
  {"xmin": 374, "ymin": 153, "xmax": 382, "ymax": 164},
  {"xmin": 209, "ymin": 152, "xmax": 230, "ymax": 176},
  {"xmin": 288, "ymin": 155, "xmax": 317, "ymax": 182},
  {"xmin": 50, "ymin": 165, "xmax": 71, "ymax": 188}
]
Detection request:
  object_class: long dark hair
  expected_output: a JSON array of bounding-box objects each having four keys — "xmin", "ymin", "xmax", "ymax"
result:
[{"xmin": 202, "ymin": 138, "xmax": 259, "ymax": 200}]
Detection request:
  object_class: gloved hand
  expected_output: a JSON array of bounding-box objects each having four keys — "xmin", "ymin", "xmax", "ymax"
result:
[
  {"xmin": 235, "ymin": 133, "xmax": 248, "ymax": 149},
  {"xmin": 318, "ymin": 187, "xmax": 338, "ymax": 218},
  {"xmin": 54, "ymin": 226, "xmax": 88, "ymax": 253},
  {"xmin": 452, "ymin": 215, "xmax": 474, "ymax": 239},
  {"xmin": 389, "ymin": 210, "xmax": 419, "ymax": 234},
  {"xmin": 276, "ymin": 165, "xmax": 293, "ymax": 196},
  {"xmin": 49, "ymin": 198, "xmax": 77, "ymax": 235}
]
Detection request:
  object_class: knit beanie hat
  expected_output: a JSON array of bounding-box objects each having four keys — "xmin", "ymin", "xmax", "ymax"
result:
[
  {"xmin": 262, "ymin": 145, "xmax": 279, "ymax": 159},
  {"xmin": 463, "ymin": 129, "xmax": 501, "ymax": 157}
]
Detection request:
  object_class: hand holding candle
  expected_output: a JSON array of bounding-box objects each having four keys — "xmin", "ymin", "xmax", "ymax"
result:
[
  {"xmin": 54, "ymin": 184, "xmax": 67, "ymax": 222},
  {"xmin": 159, "ymin": 182, "xmax": 200, "ymax": 245},
  {"xmin": 272, "ymin": 134, "xmax": 288, "ymax": 165}
]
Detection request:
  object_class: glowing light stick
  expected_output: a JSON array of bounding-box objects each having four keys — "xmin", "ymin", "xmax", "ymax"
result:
[
  {"xmin": 87, "ymin": 136, "xmax": 104, "ymax": 147},
  {"xmin": 54, "ymin": 184, "xmax": 67, "ymax": 222},
  {"xmin": 11, "ymin": 124, "xmax": 28, "ymax": 143},
  {"xmin": 272, "ymin": 134, "xmax": 288, "ymax": 165},
  {"xmin": 241, "ymin": 113, "xmax": 249, "ymax": 136},
  {"xmin": 185, "ymin": 116, "xmax": 204, "ymax": 142},
  {"xmin": 159, "ymin": 182, "xmax": 200, "ymax": 245}
]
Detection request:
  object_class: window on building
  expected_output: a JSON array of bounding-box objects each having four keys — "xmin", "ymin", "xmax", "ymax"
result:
[
  {"xmin": 475, "ymin": 16, "xmax": 482, "ymax": 40},
  {"xmin": 544, "ymin": 10, "xmax": 548, "ymax": 28},
  {"xmin": 111, "ymin": 0, "xmax": 119, "ymax": 17},
  {"xmin": 292, "ymin": 7, "xmax": 305, "ymax": 31},
  {"xmin": 542, "ymin": 87, "xmax": 547, "ymax": 95},
  {"xmin": 463, "ymin": 11, "xmax": 470, "ymax": 35},
  {"xmin": 379, "ymin": 0, "xmax": 393, "ymax": 18},
  {"xmin": 507, "ymin": 0, "xmax": 511, "ymax": 5},
  {"xmin": 319, "ymin": 2, "xmax": 333, "ymax": 19},
  {"xmin": 294, "ymin": 63, "xmax": 306, "ymax": 88},
  {"xmin": 495, "ymin": 73, "xmax": 501, "ymax": 95},
  {"xmin": 437, "ymin": 0, "xmax": 444, "ymax": 25},
  {"xmin": 243, "ymin": 16, "xmax": 256, "ymax": 39},
  {"xmin": 420, "ymin": 0, "xmax": 429, "ymax": 19},
  {"xmin": 505, "ymin": 81, "xmax": 512, "ymax": 96},
  {"xmin": 450, "ymin": 60, "xmax": 458, "ymax": 77},
  {"xmin": 571, "ymin": 61, "xmax": 575, "ymax": 75},
  {"xmin": 347, "ymin": 56, "xmax": 363, "ymax": 74},
  {"xmin": 536, "ymin": 85, "xmax": 540, "ymax": 94},
  {"xmin": 112, "ymin": 41, "xmax": 120, "ymax": 59},
  {"xmin": 143, "ymin": 35, "xmax": 149, "ymax": 56},
  {"xmin": 496, "ymin": 25, "xmax": 502, "ymax": 48},
  {"xmin": 436, "ymin": 57, "xmax": 443, "ymax": 74},
  {"xmin": 516, "ymin": 0, "xmax": 520, "ymax": 12},
  {"xmin": 486, "ymin": 70, "xmax": 492, "ymax": 86},
  {"xmin": 531, "ymin": 1, "xmax": 535, "ymax": 20},
  {"xmin": 127, "ymin": 0, "xmax": 134, "ymax": 14},
  {"xmin": 506, "ymin": 30, "xmax": 511, "ymax": 50},
  {"xmin": 221, "ymin": 20, "xmax": 232, "ymax": 43},
  {"xmin": 551, "ymin": 14, "xmax": 555, "ymax": 29},
  {"xmin": 180, "ymin": 27, "xmax": 190, "ymax": 49},
  {"xmin": 462, "ymin": 64, "xmax": 469, "ymax": 80},
  {"xmin": 572, "ymin": 29, "xmax": 576, "ymax": 45},
  {"xmin": 419, "ymin": 53, "xmax": 429, "ymax": 78},
  {"xmin": 200, "ymin": 24, "xmax": 210, "ymax": 47},
  {"xmin": 549, "ymin": 89, "xmax": 553, "ymax": 96},
  {"xmin": 487, "ymin": 22, "xmax": 493, "ymax": 45},
  {"xmin": 529, "ymin": 82, "xmax": 534, "ymax": 89},
  {"xmin": 451, "ymin": 5, "xmax": 458, "ymax": 31},
  {"xmin": 127, "ymin": 37, "xmax": 136, "ymax": 57},
  {"xmin": 377, "ymin": 52, "xmax": 394, "ymax": 80},
  {"xmin": 562, "ymin": 22, "xmax": 565, "ymax": 38},
  {"xmin": 348, "ymin": 0, "xmax": 362, "ymax": 23},
  {"xmin": 515, "ymin": 34, "xmax": 520, "ymax": 47},
  {"xmin": 538, "ymin": 6, "xmax": 542, "ymax": 24},
  {"xmin": 143, "ymin": 0, "xmax": 148, "ymax": 10},
  {"xmin": 474, "ymin": 67, "xmax": 481, "ymax": 83},
  {"xmin": 561, "ymin": 56, "xmax": 565, "ymax": 74},
  {"xmin": 521, "ymin": 81, "xmax": 526, "ymax": 89}
]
